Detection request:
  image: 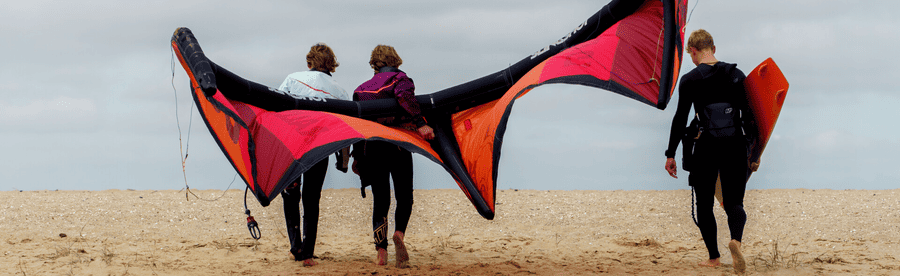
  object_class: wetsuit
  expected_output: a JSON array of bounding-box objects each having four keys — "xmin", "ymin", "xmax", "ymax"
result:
[
  {"xmin": 352, "ymin": 66, "xmax": 422, "ymax": 250},
  {"xmin": 277, "ymin": 69, "xmax": 349, "ymax": 260},
  {"xmin": 280, "ymin": 160, "xmax": 327, "ymax": 260},
  {"xmin": 665, "ymin": 61, "xmax": 752, "ymax": 260}
]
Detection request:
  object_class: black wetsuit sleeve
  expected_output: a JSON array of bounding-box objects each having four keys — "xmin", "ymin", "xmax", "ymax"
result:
[
  {"xmin": 351, "ymin": 93, "xmax": 363, "ymax": 159},
  {"xmin": 665, "ymin": 77, "xmax": 693, "ymax": 158},
  {"xmin": 732, "ymin": 68, "xmax": 757, "ymax": 152}
]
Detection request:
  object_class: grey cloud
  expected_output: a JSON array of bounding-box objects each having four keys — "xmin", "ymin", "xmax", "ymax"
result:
[{"xmin": 1, "ymin": 0, "xmax": 897, "ymax": 191}]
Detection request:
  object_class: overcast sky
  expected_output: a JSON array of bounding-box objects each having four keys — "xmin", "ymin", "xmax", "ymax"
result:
[{"xmin": 1, "ymin": 0, "xmax": 898, "ymax": 193}]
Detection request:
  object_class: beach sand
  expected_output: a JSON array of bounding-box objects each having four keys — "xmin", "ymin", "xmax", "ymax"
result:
[{"xmin": 2, "ymin": 188, "xmax": 899, "ymax": 275}]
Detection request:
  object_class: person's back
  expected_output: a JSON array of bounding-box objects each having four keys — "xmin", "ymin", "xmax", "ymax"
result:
[
  {"xmin": 279, "ymin": 70, "xmax": 348, "ymax": 101},
  {"xmin": 354, "ymin": 66, "xmax": 423, "ymax": 127},
  {"xmin": 354, "ymin": 68, "xmax": 412, "ymax": 101},
  {"xmin": 680, "ymin": 61, "xmax": 750, "ymax": 140},
  {"xmin": 679, "ymin": 62, "xmax": 745, "ymax": 110}
]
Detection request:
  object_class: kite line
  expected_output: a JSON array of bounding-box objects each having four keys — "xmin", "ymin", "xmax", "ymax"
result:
[{"xmin": 171, "ymin": 47, "xmax": 237, "ymax": 202}]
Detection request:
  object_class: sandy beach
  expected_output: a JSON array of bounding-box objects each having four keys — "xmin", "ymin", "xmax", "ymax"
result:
[{"xmin": 2, "ymin": 188, "xmax": 899, "ymax": 275}]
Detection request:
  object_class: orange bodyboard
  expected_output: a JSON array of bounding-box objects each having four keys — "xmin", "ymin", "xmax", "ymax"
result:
[{"xmin": 744, "ymin": 58, "xmax": 789, "ymax": 163}]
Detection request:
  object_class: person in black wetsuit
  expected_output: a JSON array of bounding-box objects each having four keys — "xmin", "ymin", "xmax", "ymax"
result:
[
  {"xmin": 351, "ymin": 45, "xmax": 434, "ymax": 268},
  {"xmin": 278, "ymin": 43, "xmax": 350, "ymax": 267},
  {"xmin": 663, "ymin": 29, "xmax": 754, "ymax": 274}
]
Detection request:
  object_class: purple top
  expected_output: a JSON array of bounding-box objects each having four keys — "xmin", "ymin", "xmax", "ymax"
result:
[{"xmin": 353, "ymin": 67, "xmax": 427, "ymax": 128}]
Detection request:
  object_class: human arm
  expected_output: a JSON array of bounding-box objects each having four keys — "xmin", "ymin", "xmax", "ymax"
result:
[
  {"xmin": 351, "ymin": 138, "xmax": 364, "ymax": 175},
  {"xmin": 349, "ymin": 92, "xmax": 365, "ymax": 157},
  {"xmin": 392, "ymin": 76, "xmax": 428, "ymax": 129},
  {"xmin": 732, "ymin": 68, "xmax": 758, "ymax": 163},
  {"xmin": 663, "ymin": 77, "xmax": 693, "ymax": 178},
  {"xmin": 665, "ymin": 78, "xmax": 693, "ymax": 159},
  {"xmin": 341, "ymin": 147, "xmax": 350, "ymax": 167},
  {"xmin": 334, "ymin": 147, "xmax": 350, "ymax": 173},
  {"xmin": 392, "ymin": 76, "xmax": 434, "ymax": 140}
]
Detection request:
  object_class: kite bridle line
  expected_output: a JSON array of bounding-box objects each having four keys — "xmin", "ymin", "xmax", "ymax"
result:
[
  {"xmin": 171, "ymin": 47, "xmax": 192, "ymax": 199},
  {"xmin": 680, "ymin": 0, "xmax": 700, "ymax": 40},
  {"xmin": 171, "ymin": 47, "xmax": 238, "ymax": 202},
  {"xmin": 686, "ymin": 0, "xmax": 699, "ymax": 26},
  {"xmin": 648, "ymin": 28, "xmax": 664, "ymax": 87}
]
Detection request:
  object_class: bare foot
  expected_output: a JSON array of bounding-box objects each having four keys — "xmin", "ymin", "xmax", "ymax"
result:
[
  {"xmin": 301, "ymin": 258, "xmax": 318, "ymax": 267},
  {"xmin": 375, "ymin": 248, "xmax": 388, "ymax": 265},
  {"xmin": 698, "ymin": 258, "xmax": 721, "ymax": 267},
  {"xmin": 729, "ymin": 240, "xmax": 746, "ymax": 274},
  {"xmin": 393, "ymin": 231, "xmax": 409, "ymax": 268}
]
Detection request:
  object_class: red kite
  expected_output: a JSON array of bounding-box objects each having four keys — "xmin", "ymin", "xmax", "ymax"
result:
[{"xmin": 171, "ymin": 0, "xmax": 687, "ymax": 219}]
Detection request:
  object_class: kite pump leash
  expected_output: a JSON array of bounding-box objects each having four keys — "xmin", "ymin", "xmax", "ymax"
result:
[{"xmin": 244, "ymin": 188, "xmax": 261, "ymax": 240}]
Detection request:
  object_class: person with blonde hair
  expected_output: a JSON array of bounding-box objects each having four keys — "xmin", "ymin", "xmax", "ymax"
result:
[
  {"xmin": 351, "ymin": 44, "xmax": 433, "ymax": 268},
  {"xmin": 663, "ymin": 29, "xmax": 753, "ymax": 273},
  {"xmin": 277, "ymin": 43, "xmax": 350, "ymax": 267}
]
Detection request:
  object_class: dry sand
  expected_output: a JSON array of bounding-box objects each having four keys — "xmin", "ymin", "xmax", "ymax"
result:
[{"xmin": 2, "ymin": 188, "xmax": 899, "ymax": 275}]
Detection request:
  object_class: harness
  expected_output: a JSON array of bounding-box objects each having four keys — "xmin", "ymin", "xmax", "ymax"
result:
[{"xmin": 700, "ymin": 102, "xmax": 741, "ymax": 138}]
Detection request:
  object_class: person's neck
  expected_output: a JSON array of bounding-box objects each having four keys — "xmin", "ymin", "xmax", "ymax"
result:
[
  {"xmin": 378, "ymin": 66, "xmax": 400, "ymax": 73},
  {"xmin": 697, "ymin": 51, "xmax": 718, "ymax": 66},
  {"xmin": 310, "ymin": 68, "xmax": 332, "ymax": 76},
  {"xmin": 700, "ymin": 59, "xmax": 718, "ymax": 66}
]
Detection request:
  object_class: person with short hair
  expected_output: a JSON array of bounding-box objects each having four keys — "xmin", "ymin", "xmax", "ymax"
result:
[
  {"xmin": 352, "ymin": 44, "xmax": 433, "ymax": 268},
  {"xmin": 663, "ymin": 29, "xmax": 753, "ymax": 273},
  {"xmin": 277, "ymin": 43, "xmax": 350, "ymax": 267}
]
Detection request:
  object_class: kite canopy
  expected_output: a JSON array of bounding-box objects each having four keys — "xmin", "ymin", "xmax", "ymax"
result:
[{"xmin": 171, "ymin": 0, "xmax": 686, "ymax": 220}]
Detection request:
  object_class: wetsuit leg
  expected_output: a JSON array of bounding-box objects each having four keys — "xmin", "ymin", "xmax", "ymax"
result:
[
  {"xmin": 719, "ymin": 138, "xmax": 748, "ymax": 242},
  {"xmin": 281, "ymin": 181, "xmax": 303, "ymax": 259},
  {"xmin": 691, "ymin": 139, "xmax": 722, "ymax": 260},
  {"xmin": 297, "ymin": 157, "xmax": 328, "ymax": 260},
  {"xmin": 361, "ymin": 142, "xmax": 392, "ymax": 250},
  {"xmin": 390, "ymin": 148, "xmax": 414, "ymax": 234}
]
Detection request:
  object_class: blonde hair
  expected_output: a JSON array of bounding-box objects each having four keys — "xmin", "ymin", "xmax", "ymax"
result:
[
  {"xmin": 307, "ymin": 43, "xmax": 339, "ymax": 73},
  {"xmin": 687, "ymin": 29, "xmax": 715, "ymax": 51},
  {"xmin": 369, "ymin": 45, "xmax": 403, "ymax": 70}
]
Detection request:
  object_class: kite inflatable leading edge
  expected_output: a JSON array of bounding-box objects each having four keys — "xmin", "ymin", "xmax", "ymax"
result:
[{"xmin": 171, "ymin": 0, "xmax": 687, "ymax": 220}]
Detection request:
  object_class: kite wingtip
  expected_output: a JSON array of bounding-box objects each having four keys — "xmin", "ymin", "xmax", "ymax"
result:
[
  {"xmin": 171, "ymin": 26, "xmax": 218, "ymax": 97},
  {"xmin": 478, "ymin": 209, "xmax": 495, "ymax": 220}
]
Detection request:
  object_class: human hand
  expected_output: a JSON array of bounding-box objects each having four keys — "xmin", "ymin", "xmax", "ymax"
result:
[
  {"xmin": 418, "ymin": 125, "xmax": 435, "ymax": 140},
  {"xmin": 665, "ymin": 158, "xmax": 678, "ymax": 179},
  {"xmin": 335, "ymin": 161, "xmax": 348, "ymax": 173},
  {"xmin": 337, "ymin": 147, "xmax": 350, "ymax": 173},
  {"xmin": 750, "ymin": 161, "xmax": 760, "ymax": 172},
  {"xmin": 750, "ymin": 157, "xmax": 760, "ymax": 172}
]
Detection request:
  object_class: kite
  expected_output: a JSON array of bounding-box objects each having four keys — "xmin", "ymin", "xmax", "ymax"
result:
[{"xmin": 171, "ymin": 0, "xmax": 687, "ymax": 220}]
